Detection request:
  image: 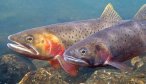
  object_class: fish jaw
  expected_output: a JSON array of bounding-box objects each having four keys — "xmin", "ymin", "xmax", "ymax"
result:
[{"xmin": 7, "ymin": 43, "xmax": 37, "ymax": 55}]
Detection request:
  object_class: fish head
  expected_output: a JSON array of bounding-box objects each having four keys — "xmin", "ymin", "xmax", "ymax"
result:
[
  {"xmin": 64, "ymin": 38, "xmax": 107, "ymax": 67},
  {"xmin": 7, "ymin": 28, "xmax": 65, "ymax": 60}
]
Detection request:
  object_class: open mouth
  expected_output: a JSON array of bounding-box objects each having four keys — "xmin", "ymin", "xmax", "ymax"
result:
[{"xmin": 7, "ymin": 35, "xmax": 39, "ymax": 55}]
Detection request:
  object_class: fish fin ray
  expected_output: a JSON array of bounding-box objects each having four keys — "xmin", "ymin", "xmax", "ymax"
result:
[
  {"xmin": 100, "ymin": 3, "xmax": 122, "ymax": 22},
  {"xmin": 49, "ymin": 59, "xmax": 61, "ymax": 69},
  {"xmin": 105, "ymin": 60, "xmax": 132, "ymax": 72},
  {"xmin": 134, "ymin": 4, "xmax": 146, "ymax": 20},
  {"xmin": 56, "ymin": 55, "xmax": 79, "ymax": 76}
]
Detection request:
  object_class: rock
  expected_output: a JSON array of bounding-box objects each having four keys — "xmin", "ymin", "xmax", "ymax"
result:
[
  {"xmin": 131, "ymin": 56, "xmax": 144, "ymax": 70},
  {"xmin": 31, "ymin": 60, "xmax": 95, "ymax": 83},
  {"xmin": 85, "ymin": 69, "xmax": 146, "ymax": 84},
  {"xmin": 19, "ymin": 68, "xmax": 68, "ymax": 84},
  {"xmin": 19, "ymin": 56, "xmax": 146, "ymax": 84},
  {"xmin": 131, "ymin": 56, "xmax": 146, "ymax": 74},
  {"xmin": 62, "ymin": 67, "xmax": 95, "ymax": 84},
  {"xmin": 19, "ymin": 66, "xmax": 109, "ymax": 84},
  {"xmin": 0, "ymin": 54, "xmax": 36, "ymax": 84}
]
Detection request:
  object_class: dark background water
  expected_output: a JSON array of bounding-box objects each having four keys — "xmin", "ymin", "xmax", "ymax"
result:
[{"xmin": 0, "ymin": 0, "xmax": 146, "ymax": 55}]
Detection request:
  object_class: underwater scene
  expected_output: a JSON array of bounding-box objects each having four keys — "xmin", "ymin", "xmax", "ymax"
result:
[{"xmin": 1, "ymin": 0, "xmax": 146, "ymax": 84}]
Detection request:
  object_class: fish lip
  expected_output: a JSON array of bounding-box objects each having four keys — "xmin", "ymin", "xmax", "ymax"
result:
[
  {"xmin": 7, "ymin": 35, "xmax": 39, "ymax": 55},
  {"xmin": 8, "ymin": 35, "xmax": 11, "ymax": 41},
  {"xmin": 64, "ymin": 55, "xmax": 89, "ymax": 66}
]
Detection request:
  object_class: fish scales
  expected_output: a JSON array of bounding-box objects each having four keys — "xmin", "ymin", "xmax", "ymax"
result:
[
  {"xmin": 63, "ymin": 4, "xmax": 146, "ymax": 71},
  {"xmin": 63, "ymin": 21, "xmax": 146, "ymax": 71},
  {"xmin": 93, "ymin": 21, "xmax": 146, "ymax": 62},
  {"xmin": 7, "ymin": 3, "xmax": 125, "ymax": 76},
  {"xmin": 45, "ymin": 19, "xmax": 118, "ymax": 48}
]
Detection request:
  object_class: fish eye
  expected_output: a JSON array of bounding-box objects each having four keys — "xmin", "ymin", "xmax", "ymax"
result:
[
  {"xmin": 25, "ymin": 35, "xmax": 33, "ymax": 43},
  {"xmin": 79, "ymin": 47, "xmax": 88, "ymax": 55}
]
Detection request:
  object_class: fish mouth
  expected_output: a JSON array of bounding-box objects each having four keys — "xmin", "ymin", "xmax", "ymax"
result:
[
  {"xmin": 64, "ymin": 55, "xmax": 89, "ymax": 66},
  {"xmin": 7, "ymin": 35, "xmax": 39, "ymax": 55}
]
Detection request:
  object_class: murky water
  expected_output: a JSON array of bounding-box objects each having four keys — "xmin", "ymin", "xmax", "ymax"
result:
[{"xmin": 0, "ymin": 0, "xmax": 146, "ymax": 84}]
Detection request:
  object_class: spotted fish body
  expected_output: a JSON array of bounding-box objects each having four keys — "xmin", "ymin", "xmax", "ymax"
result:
[
  {"xmin": 39, "ymin": 3, "xmax": 123, "ymax": 49},
  {"xmin": 7, "ymin": 3, "xmax": 123, "ymax": 76},
  {"xmin": 64, "ymin": 4, "xmax": 146, "ymax": 71},
  {"xmin": 103, "ymin": 21, "xmax": 145, "ymax": 62},
  {"xmin": 45, "ymin": 19, "xmax": 122, "ymax": 48},
  {"xmin": 90, "ymin": 20, "xmax": 145, "ymax": 62}
]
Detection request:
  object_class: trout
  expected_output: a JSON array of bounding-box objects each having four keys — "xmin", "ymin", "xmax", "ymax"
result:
[
  {"xmin": 64, "ymin": 4, "xmax": 146, "ymax": 71},
  {"xmin": 7, "ymin": 3, "xmax": 122, "ymax": 76}
]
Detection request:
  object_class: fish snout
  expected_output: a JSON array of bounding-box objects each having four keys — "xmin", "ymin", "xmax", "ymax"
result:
[
  {"xmin": 8, "ymin": 35, "xmax": 13, "ymax": 41},
  {"xmin": 8, "ymin": 34, "xmax": 18, "ymax": 41}
]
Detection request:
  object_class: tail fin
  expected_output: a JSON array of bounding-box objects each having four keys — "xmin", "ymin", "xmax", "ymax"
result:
[{"xmin": 134, "ymin": 4, "xmax": 146, "ymax": 20}]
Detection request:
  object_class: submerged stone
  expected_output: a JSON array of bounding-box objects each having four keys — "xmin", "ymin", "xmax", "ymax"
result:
[
  {"xmin": 85, "ymin": 69, "xmax": 146, "ymax": 84},
  {"xmin": 19, "ymin": 56, "xmax": 146, "ymax": 84},
  {"xmin": 0, "ymin": 54, "xmax": 36, "ymax": 84},
  {"xmin": 19, "ymin": 68, "xmax": 68, "ymax": 84},
  {"xmin": 131, "ymin": 56, "xmax": 144, "ymax": 70},
  {"xmin": 19, "ymin": 66, "xmax": 95, "ymax": 84}
]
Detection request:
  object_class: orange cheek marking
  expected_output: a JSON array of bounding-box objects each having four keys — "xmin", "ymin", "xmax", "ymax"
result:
[
  {"xmin": 43, "ymin": 33, "xmax": 65, "ymax": 57},
  {"xmin": 50, "ymin": 42, "xmax": 65, "ymax": 56},
  {"xmin": 45, "ymin": 41, "xmax": 65, "ymax": 57}
]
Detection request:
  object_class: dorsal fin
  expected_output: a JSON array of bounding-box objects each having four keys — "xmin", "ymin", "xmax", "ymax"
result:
[
  {"xmin": 134, "ymin": 4, "xmax": 146, "ymax": 20},
  {"xmin": 100, "ymin": 3, "xmax": 122, "ymax": 22}
]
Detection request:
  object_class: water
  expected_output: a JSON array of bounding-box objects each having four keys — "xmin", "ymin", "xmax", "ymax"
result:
[
  {"xmin": 0, "ymin": 0, "xmax": 146, "ymax": 84},
  {"xmin": 0, "ymin": 0, "xmax": 146, "ymax": 55}
]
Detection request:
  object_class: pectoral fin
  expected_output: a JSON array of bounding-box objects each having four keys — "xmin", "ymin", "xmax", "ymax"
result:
[
  {"xmin": 105, "ymin": 60, "xmax": 132, "ymax": 72},
  {"xmin": 56, "ymin": 55, "xmax": 79, "ymax": 76},
  {"xmin": 49, "ymin": 59, "xmax": 61, "ymax": 69}
]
